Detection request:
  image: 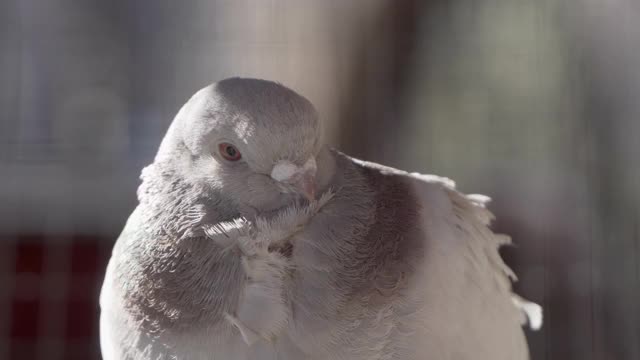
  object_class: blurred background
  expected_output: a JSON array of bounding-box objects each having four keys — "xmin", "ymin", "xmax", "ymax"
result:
[{"xmin": 1, "ymin": 0, "xmax": 639, "ymax": 359}]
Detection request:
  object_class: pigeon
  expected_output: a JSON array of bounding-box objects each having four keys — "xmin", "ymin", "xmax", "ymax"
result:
[{"xmin": 100, "ymin": 77, "xmax": 542, "ymax": 360}]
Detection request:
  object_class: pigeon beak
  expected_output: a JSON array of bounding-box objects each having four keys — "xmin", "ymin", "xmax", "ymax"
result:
[
  {"xmin": 293, "ymin": 171, "xmax": 316, "ymax": 202},
  {"xmin": 271, "ymin": 158, "xmax": 317, "ymax": 202}
]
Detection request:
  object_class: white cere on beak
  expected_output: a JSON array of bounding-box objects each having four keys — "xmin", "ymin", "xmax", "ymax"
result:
[
  {"xmin": 271, "ymin": 158, "xmax": 318, "ymax": 201},
  {"xmin": 271, "ymin": 158, "xmax": 316, "ymax": 183},
  {"xmin": 270, "ymin": 160, "xmax": 299, "ymax": 182}
]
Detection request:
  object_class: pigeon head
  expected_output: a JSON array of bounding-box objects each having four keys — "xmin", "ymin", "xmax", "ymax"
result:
[{"xmin": 154, "ymin": 78, "xmax": 323, "ymax": 215}]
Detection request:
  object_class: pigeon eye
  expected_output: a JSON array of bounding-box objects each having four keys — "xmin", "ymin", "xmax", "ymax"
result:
[{"xmin": 218, "ymin": 143, "xmax": 242, "ymax": 161}]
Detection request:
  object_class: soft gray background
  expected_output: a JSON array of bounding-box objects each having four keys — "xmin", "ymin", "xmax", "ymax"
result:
[{"xmin": 1, "ymin": 1, "xmax": 639, "ymax": 359}]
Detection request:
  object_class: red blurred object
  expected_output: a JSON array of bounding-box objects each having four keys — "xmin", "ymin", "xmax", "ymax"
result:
[{"xmin": 3, "ymin": 234, "xmax": 112, "ymax": 360}]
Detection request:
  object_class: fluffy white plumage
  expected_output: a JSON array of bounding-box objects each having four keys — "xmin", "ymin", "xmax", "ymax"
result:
[{"xmin": 100, "ymin": 78, "xmax": 541, "ymax": 360}]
